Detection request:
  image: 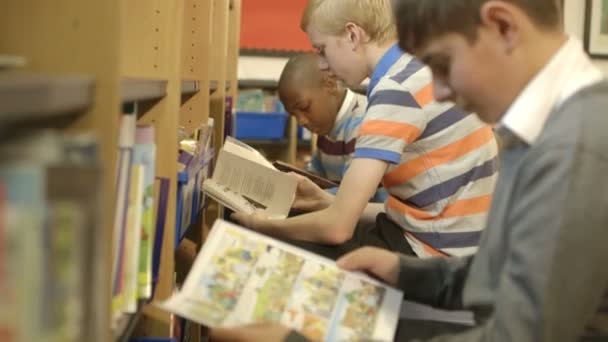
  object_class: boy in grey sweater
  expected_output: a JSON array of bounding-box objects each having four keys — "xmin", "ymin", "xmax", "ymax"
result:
[{"xmin": 210, "ymin": 0, "xmax": 608, "ymax": 340}]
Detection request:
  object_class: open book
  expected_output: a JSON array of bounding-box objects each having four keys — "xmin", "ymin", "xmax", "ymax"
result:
[
  {"xmin": 202, "ymin": 137, "xmax": 297, "ymax": 219},
  {"xmin": 272, "ymin": 160, "xmax": 339, "ymax": 189},
  {"xmin": 156, "ymin": 219, "xmax": 403, "ymax": 341}
]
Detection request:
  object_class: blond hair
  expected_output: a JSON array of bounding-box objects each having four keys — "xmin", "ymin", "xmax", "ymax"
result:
[{"xmin": 300, "ymin": 0, "xmax": 397, "ymax": 44}]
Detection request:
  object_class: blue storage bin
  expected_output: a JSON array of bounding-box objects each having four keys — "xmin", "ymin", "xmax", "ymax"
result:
[{"xmin": 235, "ymin": 112, "xmax": 288, "ymax": 140}]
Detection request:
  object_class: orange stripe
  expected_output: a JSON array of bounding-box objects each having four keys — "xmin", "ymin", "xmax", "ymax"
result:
[
  {"xmin": 359, "ymin": 120, "xmax": 421, "ymax": 144},
  {"xmin": 404, "ymin": 232, "xmax": 447, "ymax": 257},
  {"xmin": 384, "ymin": 126, "xmax": 494, "ymax": 188},
  {"xmin": 387, "ymin": 194, "xmax": 492, "ymax": 221},
  {"xmin": 414, "ymin": 84, "xmax": 434, "ymax": 107}
]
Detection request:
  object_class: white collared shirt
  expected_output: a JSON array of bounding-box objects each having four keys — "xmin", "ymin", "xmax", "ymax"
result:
[
  {"xmin": 501, "ymin": 37, "xmax": 604, "ymax": 144},
  {"xmin": 335, "ymin": 88, "xmax": 356, "ymax": 124}
]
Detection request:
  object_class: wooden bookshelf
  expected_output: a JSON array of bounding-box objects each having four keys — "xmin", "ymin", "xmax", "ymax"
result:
[{"xmin": 1, "ymin": 0, "xmax": 240, "ymax": 341}]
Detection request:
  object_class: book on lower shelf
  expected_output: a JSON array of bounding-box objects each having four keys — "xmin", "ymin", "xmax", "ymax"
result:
[
  {"xmin": 155, "ymin": 219, "xmax": 402, "ymax": 341},
  {"xmin": 202, "ymin": 137, "xmax": 297, "ymax": 219}
]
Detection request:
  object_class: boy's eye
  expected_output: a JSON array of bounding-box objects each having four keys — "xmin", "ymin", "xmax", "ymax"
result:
[{"xmin": 430, "ymin": 57, "xmax": 450, "ymax": 77}]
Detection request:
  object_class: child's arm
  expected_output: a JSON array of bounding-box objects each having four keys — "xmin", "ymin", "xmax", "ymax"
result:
[{"xmin": 233, "ymin": 157, "xmax": 387, "ymax": 244}]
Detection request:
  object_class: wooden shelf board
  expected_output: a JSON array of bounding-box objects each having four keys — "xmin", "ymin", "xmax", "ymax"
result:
[
  {"xmin": 0, "ymin": 73, "xmax": 93, "ymax": 122},
  {"xmin": 121, "ymin": 78, "xmax": 167, "ymax": 103},
  {"xmin": 238, "ymin": 79, "xmax": 278, "ymax": 89}
]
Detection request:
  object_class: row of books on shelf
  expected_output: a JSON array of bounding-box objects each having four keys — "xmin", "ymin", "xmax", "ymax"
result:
[
  {"xmin": 111, "ymin": 108, "xmax": 216, "ymax": 328},
  {"xmin": 0, "ymin": 114, "xmax": 216, "ymax": 341}
]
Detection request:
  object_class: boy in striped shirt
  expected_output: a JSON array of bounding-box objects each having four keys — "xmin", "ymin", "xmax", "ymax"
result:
[
  {"xmin": 234, "ymin": 0, "xmax": 498, "ymax": 259},
  {"xmin": 279, "ymin": 53, "xmax": 387, "ymax": 202}
]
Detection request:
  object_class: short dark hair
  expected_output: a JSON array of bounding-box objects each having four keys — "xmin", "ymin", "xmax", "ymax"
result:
[{"xmin": 394, "ymin": 0, "xmax": 562, "ymax": 53}]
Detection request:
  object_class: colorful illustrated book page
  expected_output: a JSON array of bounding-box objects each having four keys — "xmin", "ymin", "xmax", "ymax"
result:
[{"xmin": 157, "ymin": 219, "xmax": 402, "ymax": 341}]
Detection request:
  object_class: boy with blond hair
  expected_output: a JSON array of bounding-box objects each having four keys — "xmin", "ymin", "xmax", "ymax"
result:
[{"xmin": 234, "ymin": 0, "xmax": 498, "ymax": 260}]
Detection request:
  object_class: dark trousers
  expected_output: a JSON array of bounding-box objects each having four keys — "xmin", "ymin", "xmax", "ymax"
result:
[{"xmin": 278, "ymin": 213, "xmax": 416, "ymax": 260}]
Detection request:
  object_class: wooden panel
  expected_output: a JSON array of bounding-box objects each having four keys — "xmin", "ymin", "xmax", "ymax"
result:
[
  {"xmin": 180, "ymin": 0, "xmax": 213, "ymax": 134},
  {"xmin": 181, "ymin": 0, "xmax": 212, "ymax": 80},
  {"xmin": 132, "ymin": 0, "xmax": 184, "ymax": 337},
  {"xmin": 285, "ymin": 115, "xmax": 298, "ymax": 164},
  {"xmin": 0, "ymin": 1, "xmax": 121, "ymax": 341},
  {"xmin": 121, "ymin": 0, "xmax": 182, "ymax": 78},
  {"xmin": 209, "ymin": 0, "xmax": 230, "ymax": 150},
  {"xmin": 227, "ymin": 0, "xmax": 241, "ymax": 95}
]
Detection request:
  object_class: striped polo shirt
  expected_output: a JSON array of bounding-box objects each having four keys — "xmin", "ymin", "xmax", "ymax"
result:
[
  {"xmin": 355, "ymin": 44, "xmax": 499, "ymax": 258},
  {"xmin": 307, "ymin": 89, "xmax": 367, "ymax": 181}
]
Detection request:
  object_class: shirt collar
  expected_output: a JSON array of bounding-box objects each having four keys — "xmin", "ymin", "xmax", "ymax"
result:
[
  {"xmin": 367, "ymin": 43, "xmax": 403, "ymax": 97},
  {"xmin": 500, "ymin": 37, "xmax": 603, "ymax": 144},
  {"xmin": 335, "ymin": 88, "xmax": 355, "ymax": 124}
]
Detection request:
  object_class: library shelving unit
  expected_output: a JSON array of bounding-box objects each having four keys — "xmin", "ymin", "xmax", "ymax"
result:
[
  {"xmin": 236, "ymin": 79, "xmax": 367, "ymax": 165},
  {"xmin": 1, "ymin": 0, "xmax": 240, "ymax": 341}
]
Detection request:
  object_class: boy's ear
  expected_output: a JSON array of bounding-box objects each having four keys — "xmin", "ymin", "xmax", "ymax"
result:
[
  {"xmin": 345, "ymin": 22, "xmax": 364, "ymax": 50},
  {"xmin": 479, "ymin": 1, "xmax": 520, "ymax": 54},
  {"xmin": 322, "ymin": 74, "xmax": 339, "ymax": 94}
]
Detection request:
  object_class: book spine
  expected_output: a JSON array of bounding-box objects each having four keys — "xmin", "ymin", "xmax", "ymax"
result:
[
  {"xmin": 111, "ymin": 114, "xmax": 136, "ymax": 319},
  {"xmin": 133, "ymin": 126, "xmax": 156, "ymax": 299}
]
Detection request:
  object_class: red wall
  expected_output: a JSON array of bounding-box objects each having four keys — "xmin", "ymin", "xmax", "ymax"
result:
[{"xmin": 240, "ymin": 0, "xmax": 313, "ymax": 52}]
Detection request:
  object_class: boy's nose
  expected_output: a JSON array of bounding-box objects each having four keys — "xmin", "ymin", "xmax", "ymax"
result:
[
  {"xmin": 297, "ymin": 116, "xmax": 310, "ymax": 127},
  {"xmin": 318, "ymin": 57, "xmax": 329, "ymax": 71}
]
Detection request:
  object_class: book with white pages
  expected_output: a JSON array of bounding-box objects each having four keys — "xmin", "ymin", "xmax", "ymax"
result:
[{"xmin": 202, "ymin": 137, "xmax": 297, "ymax": 219}]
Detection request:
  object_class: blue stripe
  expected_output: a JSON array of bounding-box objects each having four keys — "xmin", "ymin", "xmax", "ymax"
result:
[
  {"xmin": 368, "ymin": 90, "xmax": 419, "ymax": 109},
  {"xmin": 408, "ymin": 230, "xmax": 482, "ymax": 249},
  {"xmin": 309, "ymin": 155, "xmax": 326, "ymax": 175},
  {"xmin": 354, "ymin": 148, "xmax": 401, "ymax": 164},
  {"xmin": 404, "ymin": 157, "xmax": 498, "ymax": 208},
  {"xmin": 344, "ymin": 116, "xmax": 364, "ymax": 134},
  {"xmin": 368, "ymin": 44, "xmax": 403, "ymax": 98},
  {"xmin": 334, "ymin": 115, "xmax": 364, "ymax": 134},
  {"xmin": 325, "ymin": 187, "xmax": 339, "ymax": 195},
  {"xmin": 419, "ymin": 106, "xmax": 470, "ymax": 139},
  {"xmin": 390, "ymin": 58, "xmax": 425, "ymax": 84},
  {"xmin": 320, "ymin": 162, "xmax": 347, "ymax": 178}
]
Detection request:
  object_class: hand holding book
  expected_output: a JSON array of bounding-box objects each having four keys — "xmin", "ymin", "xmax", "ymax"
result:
[{"xmin": 290, "ymin": 173, "xmax": 334, "ymax": 213}]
